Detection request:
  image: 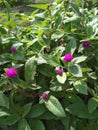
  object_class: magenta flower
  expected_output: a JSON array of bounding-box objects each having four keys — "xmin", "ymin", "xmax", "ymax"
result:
[
  {"xmin": 63, "ymin": 53, "xmax": 74, "ymax": 62},
  {"xmin": 56, "ymin": 69, "xmax": 63, "ymax": 74},
  {"xmin": 41, "ymin": 93, "xmax": 47, "ymax": 99},
  {"xmin": 11, "ymin": 47, "xmax": 16, "ymax": 52},
  {"xmin": 82, "ymin": 41, "xmax": 90, "ymax": 47},
  {"xmin": 6, "ymin": 68, "xmax": 17, "ymax": 78}
]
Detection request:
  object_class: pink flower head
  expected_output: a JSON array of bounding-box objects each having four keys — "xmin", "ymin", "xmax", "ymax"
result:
[
  {"xmin": 6, "ymin": 68, "xmax": 17, "ymax": 78},
  {"xmin": 11, "ymin": 47, "xmax": 16, "ymax": 52},
  {"xmin": 41, "ymin": 93, "xmax": 47, "ymax": 99},
  {"xmin": 82, "ymin": 41, "xmax": 90, "ymax": 47},
  {"xmin": 63, "ymin": 53, "xmax": 74, "ymax": 62},
  {"xmin": 56, "ymin": 69, "xmax": 63, "ymax": 74}
]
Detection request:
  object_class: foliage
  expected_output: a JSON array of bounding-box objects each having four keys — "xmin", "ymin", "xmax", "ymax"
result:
[
  {"xmin": 0, "ymin": 0, "xmax": 98, "ymax": 130},
  {"xmin": 0, "ymin": 0, "xmax": 52, "ymax": 6},
  {"xmin": 0, "ymin": 0, "xmax": 33, "ymax": 6}
]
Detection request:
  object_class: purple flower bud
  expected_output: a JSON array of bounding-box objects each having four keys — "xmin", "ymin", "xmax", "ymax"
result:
[
  {"xmin": 82, "ymin": 41, "xmax": 90, "ymax": 47},
  {"xmin": 11, "ymin": 47, "xmax": 16, "ymax": 52},
  {"xmin": 56, "ymin": 69, "xmax": 63, "ymax": 74},
  {"xmin": 41, "ymin": 93, "xmax": 47, "ymax": 99},
  {"xmin": 6, "ymin": 68, "xmax": 17, "ymax": 78},
  {"xmin": 63, "ymin": 53, "xmax": 74, "ymax": 62}
]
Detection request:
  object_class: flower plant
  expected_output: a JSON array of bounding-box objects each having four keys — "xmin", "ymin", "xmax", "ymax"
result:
[{"xmin": 0, "ymin": 0, "xmax": 98, "ymax": 130}]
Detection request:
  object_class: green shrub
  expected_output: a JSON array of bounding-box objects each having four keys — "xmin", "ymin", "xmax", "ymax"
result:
[
  {"xmin": 0, "ymin": 0, "xmax": 32, "ymax": 6},
  {"xmin": 0, "ymin": 0, "xmax": 98, "ymax": 130}
]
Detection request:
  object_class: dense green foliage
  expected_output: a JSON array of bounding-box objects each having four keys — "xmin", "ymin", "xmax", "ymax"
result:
[
  {"xmin": 0, "ymin": 0, "xmax": 98, "ymax": 130},
  {"xmin": 6, "ymin": 0, "xmax": 32, "ymax": 4},
  {"xmin": 0, "ymin": 0, "xmax": 52, "ymax": 6},
  {"xmin": 0, "ymin": 0, "xmax": 31, "ymax": 7}
]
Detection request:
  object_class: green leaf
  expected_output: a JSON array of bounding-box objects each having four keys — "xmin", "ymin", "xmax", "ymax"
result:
[
  {"xmin": 73, "ymin": 80, "xmax": 88, "ymax": 95},
  {"xmin": 11, "ymin": 42, "xmax": 23, "ymax": 49},
  {"xmin": 28, "ymin": 4, "xmax": 48, "ymax": 10},
  {"xmin": 29, "ymin": 119, "xmax": 45, "ymax": 130},
  {"xmin": 56, "ymin": 0, "xmax": 62, "ymax": 3},
  {"xmin": 65, "ymin": 102, "xmax": 86, "ymax": 116},
  {"xmin": 25, "ymin": 57, "xmax": 37, "ymax": 83},
  {"xmin": 50, "ymin": 79, "xmax": 68, "ymax": 91},
  {"xmin": 0, "ymin": 0, "xmax": 3, "ymax": 3},
  {"xmin": 72, "ymin": 56, "xmax": 87, "ymax": 64},
  {"xmin": 18, "ymin": 119, "xmax": 31, "ymax": 130},
  {"xmin": 63, "ymin": 14, "xmax": 79, "ymax": 23},
  {"xmin": 37, "ymin": 56, "xmax": 47, "ymax": 65},
  {"xmin": 66, "ymin": 103, "xmax": 98, "ymax": 119},
  {"xmin": 39, "ymin": 110, "xmax": 57, "ymax": 120},
  {"xmin": 31, "ymin": 84, "xmax": 41, "ymax": 90},
  {"xmin": 65, "ymin": 37, "xmax": 77, "ymax": 54},
  {"xmin": 95, "ymin": 50, "xmax": 98, "ymax": 63},
  {"xmin": 51, "ymin": 31, "xmax": 64, "ymax": 40},
  {"xmin": 42, "ymin": 54, "xmax": 60, "ymax": 67},
  {"xmin": 45, "ymin": 95, "xmax": 66, "ymax": 117},
  {"xmin": 38, "ymin": 64, "xmax": 55, "ymax": 77},
  {"xmin": 70, "ymin": 126, "xmax": 76, "ymax": 130},
  {"xmin": 68, "ymin": 64, "xmax": 82, "ymax": 77},
  {"xmin": 0, "ymin": 109, "xmax": 10, "ymax": 117},
  {"xmin": 65, "ymin": 94, "xmax": 84, "ymax": 104},
  {"xmin": 87, "ymin": 72, "xmax": 97, "ymax": 80},
  {"xmin": 82, "ymin": 68, "xmax": 92, "ymax": 73},
  {"xmin": 86, "ymin": 18, "xmax": 98, "ymax": 38},
  {"xmin": 0, "ymin": 26, "xmax": 7, "ymax": 34},
  {"xmin": 88, "ymin": 97, "xmax": 98, "ymax": 113},
  {"xmin": 56, "ymin": 72, "xmax": 67, "ymax": 84},
  {"xmin": 13, "ymin": 51, "xmax": 25, "ymax": 61},
  {"xmin": 6, "ymin": 124, "xmax": 18, "ymax": 130},
  {"xmin": 3, "ymin": 0, "xmax": 11, "ymax": 20},
  {"xmin": 70, "ymin": 2, "xmax": 80, "ymax": 15},
  {"xmin": 3, "ymin": 0, "xmax": 10, "ymax": 12},
  {"xmin": 0, "ymin": 91, "xmax": 9, "ymax": 109},
  {"xmin": 36, "ymin": 12, "xmax": 45, "ymax": 18},
  {"xmin": 0, "ymin": 55, "xmax": 11, "ymax": 66},
  {"xmin": 3, "ymin": 114, "xmax": 20, "ymax": 125},
  {"xmin": 27, "ymin": 38, "xmax": 38, "ymax": 49},
  {"xmin": 16, "ymin": 77, "xmax": 28, "ymax": 88},
  {"xmin": 28, "ymin": 104, "xmax": 46, "ymax": 118},
  {"xmin": 61, "ymin": 117, "xmax": 70, "ymax": 130},
  {"xmin": 86, "ymin": 25, "xmax": 94, "ymax": 38},
  {"xmin": 22, "ymin": 103, "xmax": 32, "ymax": 118}
]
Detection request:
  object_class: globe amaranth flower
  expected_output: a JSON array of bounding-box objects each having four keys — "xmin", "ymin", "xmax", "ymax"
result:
[
  {"xmin": 56, "ymin": 69, "xmax": 63, "ymax": 75},
  {"xmin": 11, "ymin": 47, "xmax": 16, "ymax": 52},
  {"xmin": 63, "ymin": 53, "xmax": 74, "ymax": 62},
  {"xmin": 6, "ymin": 68, "xmax": 17, "ymax": 78},
  {"xmin": 41, "ymin": 93, "xmax": 47, "ymax": 99},
  {"xmin": 82, "ymin": 41, "xmax": 90, "ymax": 47}
]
